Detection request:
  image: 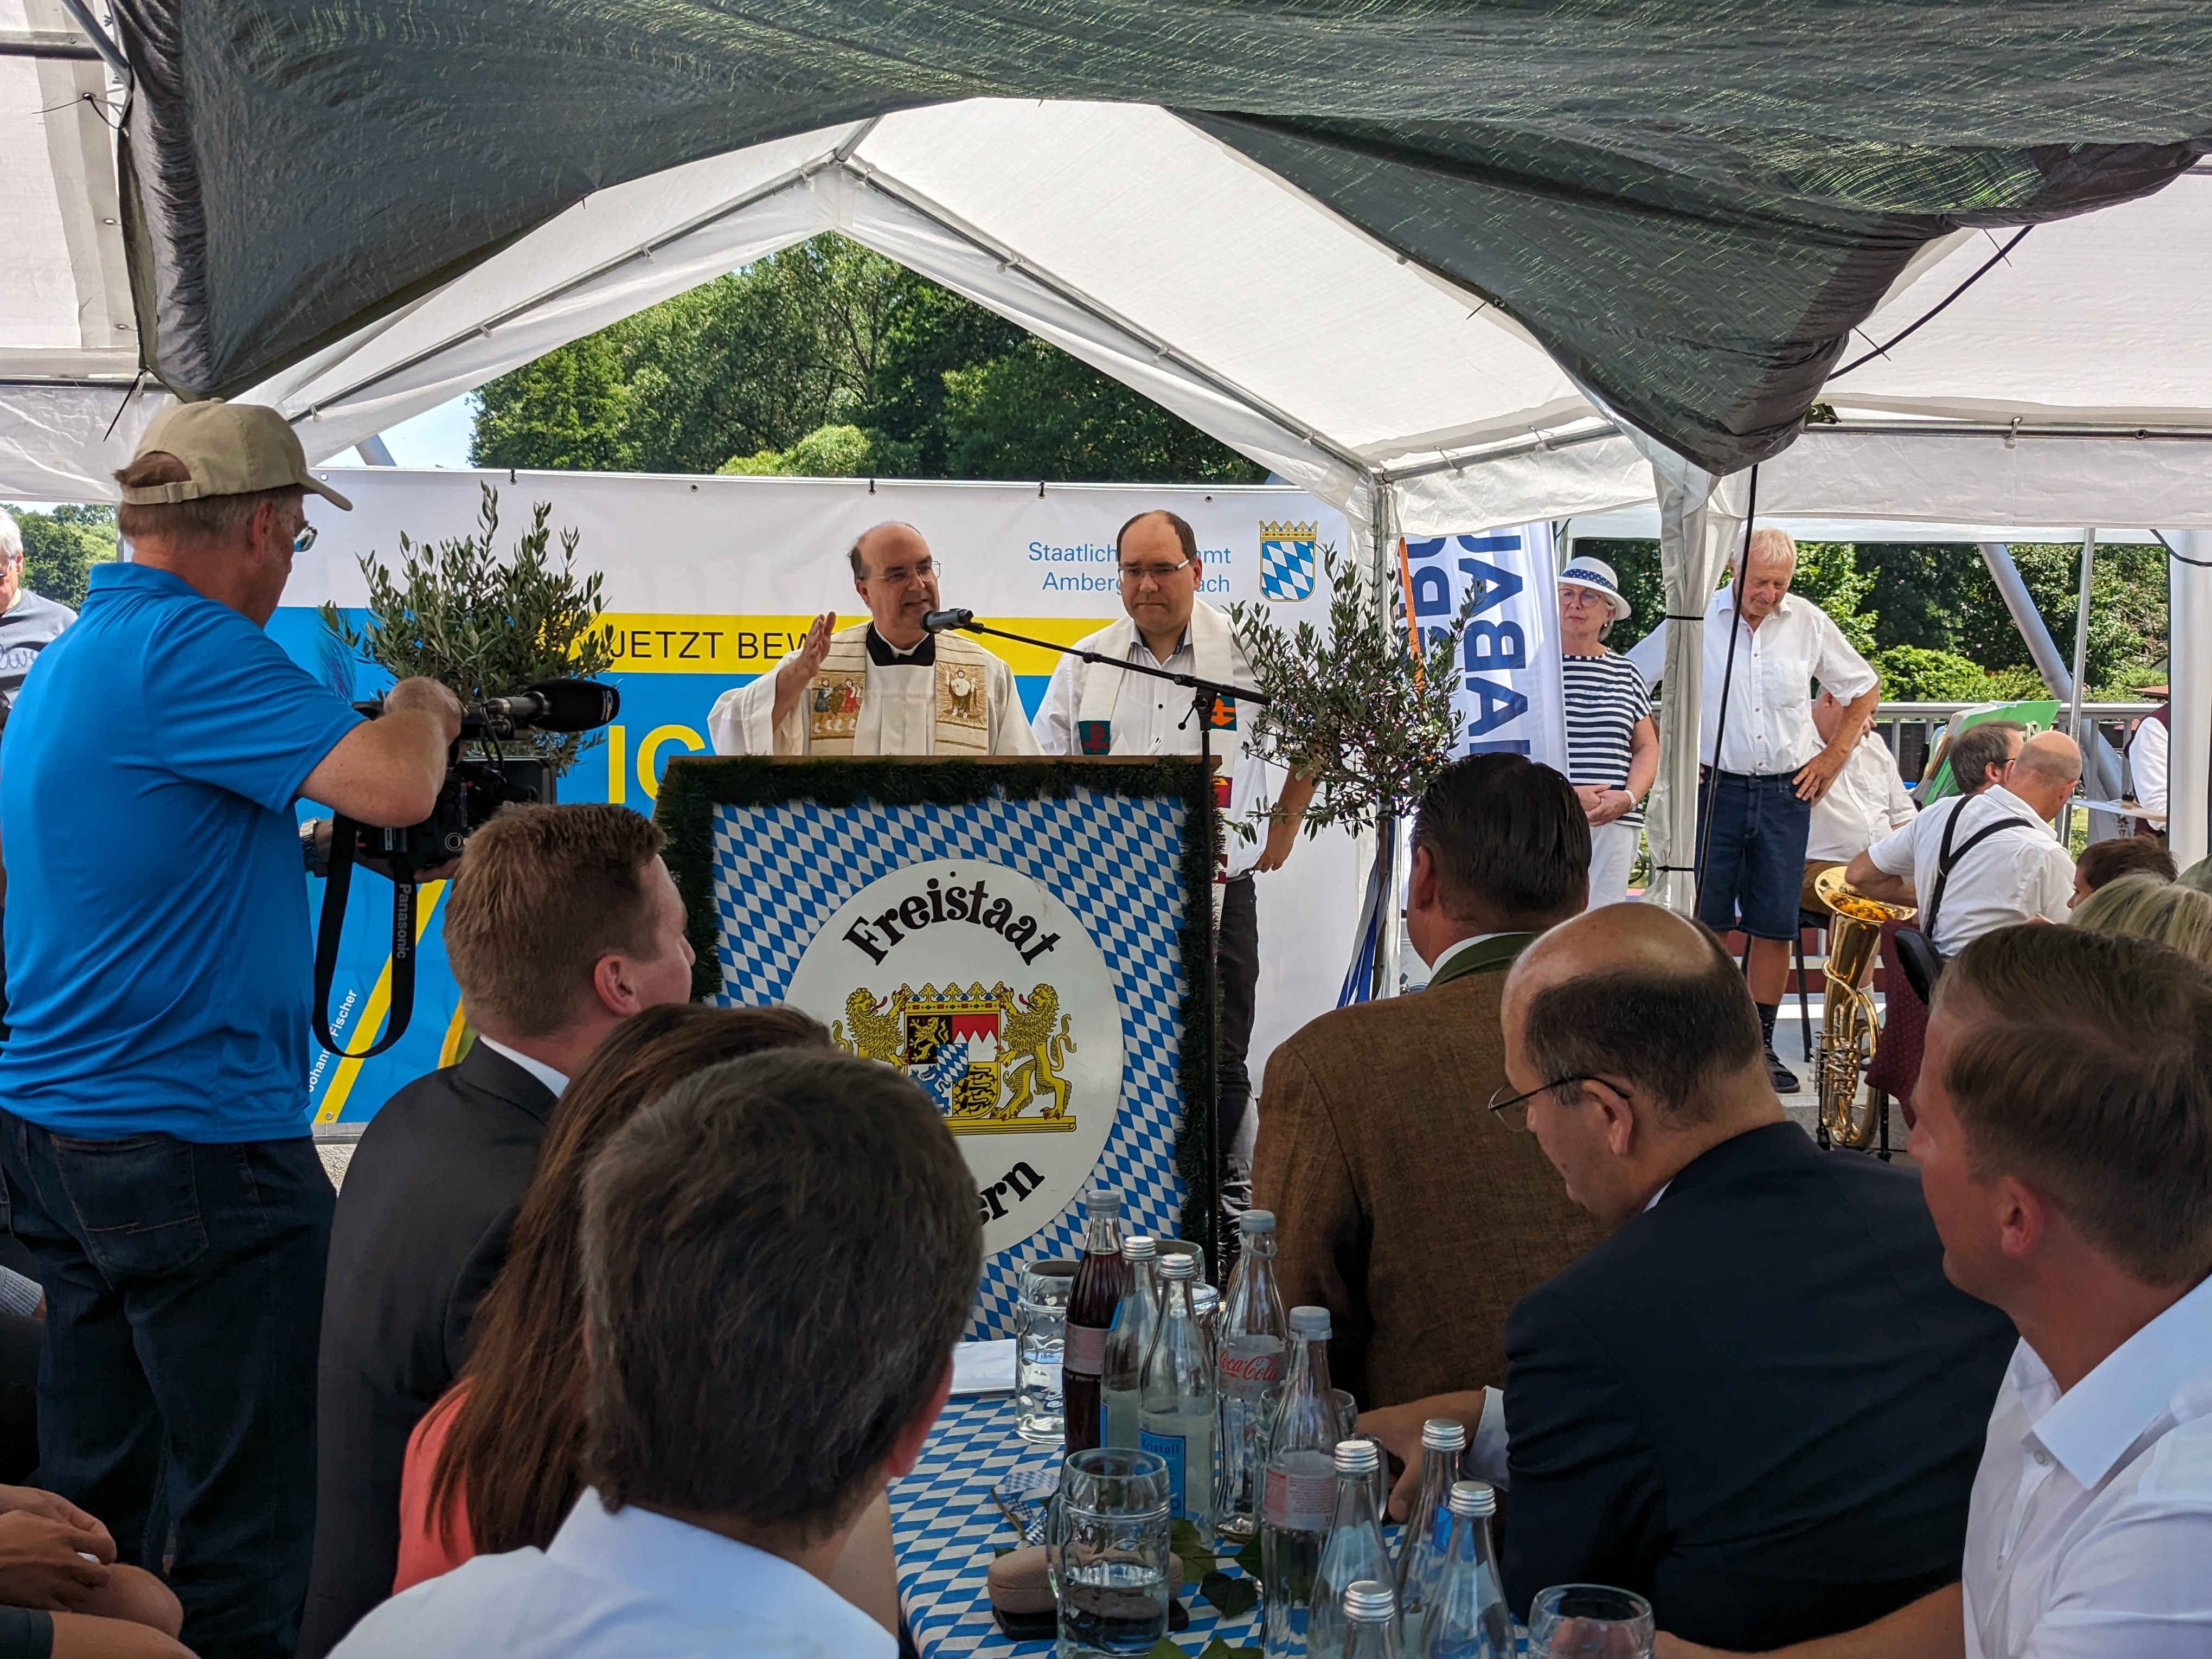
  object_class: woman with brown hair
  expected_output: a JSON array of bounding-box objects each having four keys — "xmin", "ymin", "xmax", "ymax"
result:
[{"xmin": 392, "ymin": 1004, "xmax": 835, "ymax": 1593}]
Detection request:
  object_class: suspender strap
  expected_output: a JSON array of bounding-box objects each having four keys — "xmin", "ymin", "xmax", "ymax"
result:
[{"xmin": 1924, "ymin": 803, "xmax": 2031, "ymax": 945}]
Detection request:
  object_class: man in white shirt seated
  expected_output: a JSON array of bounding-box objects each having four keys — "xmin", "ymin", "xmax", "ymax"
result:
[
  {"xmin": 708, "ymin": 522, "xmax": 1039, "ymax": 757},
  {"xmin": 1658, "ymin": 921, "xmax": 2212, "ymax": 1659},
  {"xmin": 330, "ymin": 1048, "xmax": 981, "ymax": 1659},
  {"xmin": 1844, "ymin": 732, "xmax": 2080, "ymax": 956},
  {"xmin": 1800, "ymin": 689, "xmax": 1914, "ymax": 907},
  {"xmin": 2129, "ymin": 703, "xmax": 2168, "ymax": 831}
]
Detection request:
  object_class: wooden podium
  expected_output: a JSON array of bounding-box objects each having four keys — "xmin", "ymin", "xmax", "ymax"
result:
[{"xmin": 654, "ymin": 755, "xmax": 1213, "ymax": 1336}]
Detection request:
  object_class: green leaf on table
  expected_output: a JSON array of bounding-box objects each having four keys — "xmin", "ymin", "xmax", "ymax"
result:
[
  {"xmin": 1170, "ymin": 1519, "xmax": 1217, "ymax": 1568},
  {"xmin": 1199, "ymin": 1571, "xmax": 1260, "ymax": 1619},
  {"xmin": 1234, "ymin": 1536, "xmax": 1264, "ymax": 1578},
  {"xmin": 1146, "ymin": 1639, "xmax": 1188, "ymax": 1659},
  {"xmin": 1198, "ymin": 1638, "xmax": 1265, "ymax": 1659}
]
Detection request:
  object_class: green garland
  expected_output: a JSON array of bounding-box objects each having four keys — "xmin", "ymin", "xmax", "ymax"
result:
[{"xmin": 652, "ymin": 755, "xmax": 1222, "ymax": 1231}]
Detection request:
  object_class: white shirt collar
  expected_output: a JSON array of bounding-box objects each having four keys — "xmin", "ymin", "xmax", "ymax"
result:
[
  {"xmin": 1972, "ymin": 783, "xmax": 2057, "ymax": 838},
  {"xmin": 2017, "ymin": 1270, "xmax": 2212, "ymax": 1491},
  {"xmin": 1642, "ymin": 1179, "xmax": 1673, "ymax": 1213},
  {"xmin": 475, "ymin": 1035, "xmax": 569, "ymax": 1098},
  {"xmin": 1133, "ymin": 624, "xmax": 1192, "ymax": 668},
  {"xmin": 1426, "ymin": 931, "xmax": 1514, "ymax": 976},
  {"xmin": 548, "ymin": 1493, "xmax": 894, "ymax": 1659}
]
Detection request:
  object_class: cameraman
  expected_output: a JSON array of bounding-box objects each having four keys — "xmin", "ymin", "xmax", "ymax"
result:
[{"xmin": 0, "ymin": 401, "xmax": 460, "ymax": 1659}]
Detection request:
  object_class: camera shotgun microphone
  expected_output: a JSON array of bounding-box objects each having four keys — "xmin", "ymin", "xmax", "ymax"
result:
[
  {"xmin": 921, "ymin": 608, "xmax": 974, "ymax": 633},
  {"xmin": 478, "ymin": 679, "xmax": 622, "ymax": 733}
]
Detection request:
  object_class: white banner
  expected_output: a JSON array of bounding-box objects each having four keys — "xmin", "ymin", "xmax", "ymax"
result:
[
  {"xmin": 1402, "ymin": 523, "xmax": 1569, "ymax": 771},
  {"xmin": 284, "ymin": 466, "xmax": 1362, "ymax": 1126}
]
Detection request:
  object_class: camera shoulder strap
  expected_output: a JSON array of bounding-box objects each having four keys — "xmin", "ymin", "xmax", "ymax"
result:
[{"xmin": 313, "ymin": 814, "xmax": 419, "ymax": 1060}]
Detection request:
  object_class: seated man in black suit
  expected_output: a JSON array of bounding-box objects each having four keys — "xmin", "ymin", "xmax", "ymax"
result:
[
  {"xmin": 299, "ymin": 804, "xmax": 697, "ymax": 1657},
  {"xmin": 1368, "ymin": 904, "xmax": 2012, "ymax": 1651}
]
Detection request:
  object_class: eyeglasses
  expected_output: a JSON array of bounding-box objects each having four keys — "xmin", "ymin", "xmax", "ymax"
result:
[
  {"xmin": 1487, "ymin": 1074, "xmax": 1597, "ymax": 1132},
  {"xmin": 867, "ymin": 556, "xmax": 939, "ymax": 585},
  {"xmin": 292, "ymin": 523, "xmax": 318, "ymax": 554},
  {"xmin": 1118, "ymin": 556, "xmax": 1194, "ymax": 586}
]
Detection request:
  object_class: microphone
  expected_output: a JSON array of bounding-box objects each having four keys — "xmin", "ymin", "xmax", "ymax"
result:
[
  {"xmin": 478, "ymin": 679, "xmax": 622, "ymax": 733},
  {"xmin": 921, "ymin": 608, "xmax": 974, "ymax": 633}
]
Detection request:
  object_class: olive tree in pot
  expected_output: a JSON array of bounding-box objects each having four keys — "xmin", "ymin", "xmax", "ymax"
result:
[{"xmin": 319, "ymin": 485, "xmax": 615, "ymax": 802}]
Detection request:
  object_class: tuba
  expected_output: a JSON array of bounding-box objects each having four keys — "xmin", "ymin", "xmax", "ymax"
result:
[{"xmin": 1810, "ymin": 864, "xmax": 1917, "ymax": 1150}]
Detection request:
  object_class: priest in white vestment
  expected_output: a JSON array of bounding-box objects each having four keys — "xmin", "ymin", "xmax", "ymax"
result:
[
  {"xmin": 1031, "ymin": 509, "xmax": 1315, "ymax": 1198},
  {"xmin": 708, "ymin": 523, "xmax": 1040, "ymax": 757}
]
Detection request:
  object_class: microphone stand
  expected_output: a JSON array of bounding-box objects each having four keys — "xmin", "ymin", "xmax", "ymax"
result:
[{"xmin": 930, "ymin": 614, "xmax": 1269, "ymax": 1286}]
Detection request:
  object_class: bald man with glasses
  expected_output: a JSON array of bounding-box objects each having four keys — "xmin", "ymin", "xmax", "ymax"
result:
[{"xmin": 1033, "ymin": 511, "xmax": 1314, "ymax": 1198}]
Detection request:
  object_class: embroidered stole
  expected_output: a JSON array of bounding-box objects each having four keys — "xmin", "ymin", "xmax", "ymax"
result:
[
  {"xmin": 805, "ymin": 625, "xmax": 992, "ymax": 755},
  {"xmin": 1073, "ymin": 600, "xmax": 1241, "ymax": 773}
]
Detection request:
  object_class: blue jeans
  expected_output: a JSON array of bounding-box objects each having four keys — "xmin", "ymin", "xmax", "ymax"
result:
[
  {"xmin": 1695, "ymin": 769, "xmax": 1813, "ymax": 941},
  {"xmin": 0, "ymin": 1113, "xmax": 331, "ymax": 1659}
]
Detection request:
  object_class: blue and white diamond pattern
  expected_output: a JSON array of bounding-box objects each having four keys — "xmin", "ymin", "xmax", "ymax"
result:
[
  {"xmin": 711, "ymin": 787, "xmax": 1190, "ymax": 1337},
  {"xmin": 1259, "ymin": 533, "xmax": 1317, "ymax": 601}
]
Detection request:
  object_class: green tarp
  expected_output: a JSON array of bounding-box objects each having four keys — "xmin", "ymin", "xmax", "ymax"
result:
[{"xmin": 114, "ymin": 0, "xmax": 2212, "ymax": 472}]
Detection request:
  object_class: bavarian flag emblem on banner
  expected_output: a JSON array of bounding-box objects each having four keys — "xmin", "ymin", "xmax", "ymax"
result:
[{"xmin": 1259, "ymin": 520, "xmax": 1319, "ymax": 601}]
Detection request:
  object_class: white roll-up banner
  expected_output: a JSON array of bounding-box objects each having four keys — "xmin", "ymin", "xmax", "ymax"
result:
[{"xmin": 1402, "ymin": 522, "xmax": 1569, "ymax": 771}]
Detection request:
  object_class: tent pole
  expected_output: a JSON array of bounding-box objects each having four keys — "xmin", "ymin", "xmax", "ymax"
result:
[
  {"xmin": 1369, "ymin": 479, "xmax": 1408, "ymax": 1000},
  {"xmin": 2169, "ymin": 534, "xmax": 2212, "ymax": 870},
  {"xmin": 2061, "ymin": 530, "xmax": 2096, "ymax": 843},
  {"xmin": 1978, "ymin": 541, "xmax": 2123, "ymax": 825}
]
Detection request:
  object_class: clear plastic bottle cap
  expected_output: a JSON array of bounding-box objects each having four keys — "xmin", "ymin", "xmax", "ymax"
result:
[
  {"xmin": 1083, "ymin": 1186, "xmax": 1123, "ymax": 1214},
  {"xmin": 1157, "ymin": 1251, "xmax": 1198, "ymax": 1280},
  {"xmin": 1447, "ymin": 1479, "xmax": 1496, "ymax": 1517},
  {"xmin": 1342, "ymin": 1581, "xmax": 1396, "ymax": 1622},
  {"xmin": 1334, "ymin": 1438, "xmax": 1381, "ymax": 1475},
  {"xmin": 1124, "ymin": 1234, "xmax": 1158, "ymax": 1259},
  {"xmin": 1421, "ymin": 1418, "xmax": 1468, "ymax": 1451},
  {"xmin": 1289, "ymin": 1305, "xmax": 1332, "ymax": 1338},
  {"xmin": 1240, "ymin": 1208, "xmax": 1277, "ymax": 1233}
]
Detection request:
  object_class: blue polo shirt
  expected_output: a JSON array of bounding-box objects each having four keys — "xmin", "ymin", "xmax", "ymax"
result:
[{"xmin": 0, "ymin": 562, "xmax": 362, "ymax": 1141}]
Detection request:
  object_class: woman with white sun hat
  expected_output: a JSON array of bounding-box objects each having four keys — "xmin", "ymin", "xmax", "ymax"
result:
[{"xmin": 1557, "ymin": 556, "xmax": 1658, "ymax": 908}]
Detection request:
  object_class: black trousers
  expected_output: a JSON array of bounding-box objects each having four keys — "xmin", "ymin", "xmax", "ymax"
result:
[{"xmin": 1219, "ymin": 873, "xmax": 1260, "ymax": 1162}]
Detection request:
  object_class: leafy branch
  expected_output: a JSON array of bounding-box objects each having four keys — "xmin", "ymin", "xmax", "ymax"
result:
[
  {"xmin": 1229, "ymin": 545, "xmax": 1475, "ymax": 838},
  {"xmin": 320, "ymin": 485, "xmax": 614, "ymax": 777}
]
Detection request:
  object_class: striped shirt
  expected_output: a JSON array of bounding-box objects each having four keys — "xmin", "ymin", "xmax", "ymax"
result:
[{"xmin": 1562, "ymin": 650, "xmax": 1653, "ymax": 825}]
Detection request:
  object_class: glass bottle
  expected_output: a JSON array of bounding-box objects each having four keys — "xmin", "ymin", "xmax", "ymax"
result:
[
  {"xmin": 1410, "ymin": 1482, "xmax": 1510, "ymax": 1659},
  {"xmin": 1063, "ymin": 1186, "xmax": 1128, "ymax": 1457},
  {"xmin": 1341, "ymin": 1581, "xmax": 1401, "ymax": 1659},
  {"xmin": 1101, "ymin": 1235, "xmax": 1161, "ymax": 1449},
  {"xmin": 1307, "ymin": 1439, "xmax": 1391, "ymax": 1659},
  {"xmin": 1393, "ymin": 1417, "xmax": 1467, "ymax": 1634},
  {"xmin": 1215, "ymin": 1209, "xmax": 1290, "ymax": 1541},
  {"xmin": 1261, "ymin": 1306, "xmax": 1343, "ymax": 1659},
  {"xmin": 1138, "ymin": 1250, "xmax": 1216, "ymax": 1532}
]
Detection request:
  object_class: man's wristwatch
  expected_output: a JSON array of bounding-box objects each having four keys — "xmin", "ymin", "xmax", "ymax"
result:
[{"xmin": 300, "ymin": 819, "xmax": 330, "ymax": 879}]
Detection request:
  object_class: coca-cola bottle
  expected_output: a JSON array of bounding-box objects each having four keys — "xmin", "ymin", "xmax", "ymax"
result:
[
  {"xmin": 1215, "ymin": 1208, "xmax": 1289, "ymax": 1540},
  {"xmin": 1063, "ymin": 1186, "xmax": 1128, "ymax": 1456}
]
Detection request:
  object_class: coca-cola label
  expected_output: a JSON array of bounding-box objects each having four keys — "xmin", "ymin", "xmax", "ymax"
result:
[
  {"xmin": 1218, "ymin": 1349, "xmax": 1286, "ymax": 1392},
  {"xmin": 1065, "ymin": 1321, "xmax": 1109, "ymax": 1376},
  {"xmin": 1261, "ymin": 1465, "xmax": 1332, "ymax": 1531}
]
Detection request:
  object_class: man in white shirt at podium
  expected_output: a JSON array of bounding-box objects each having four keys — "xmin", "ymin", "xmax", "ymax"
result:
[
  {"xmin": 1033, "ymin": 509, "xmax": 1313, "ymax": 1199},
  {"xmin": 708, "ymin": 523, "xmax": 1039, "ymax": 757}
]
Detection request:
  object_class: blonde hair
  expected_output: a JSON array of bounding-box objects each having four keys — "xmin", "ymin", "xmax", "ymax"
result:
[{"xmin": 2070, "ymin": 874, "xmax": 2212, "ymax": 968}]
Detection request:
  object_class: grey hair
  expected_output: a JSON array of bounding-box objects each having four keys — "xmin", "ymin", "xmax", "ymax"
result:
[
  {"xmin": 848, "ymin": 521, "xmax": 922, "ymax": 581},
  {"xmin": 0, "ymin": 514, "xmax": 21, "ymax": 565}
]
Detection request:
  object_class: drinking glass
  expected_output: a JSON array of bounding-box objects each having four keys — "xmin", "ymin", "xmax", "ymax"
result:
[
  {"xmin": 1527, "ymin": 1584, "xmax": 1656, "ymax": 1658},
  {"xmin": 1050, "ymin": 1447, "xmax": 1175, "ymax": 1659},
  {"xmin": 1158, "ymin": 1238, "xmax": 1208, "ymax": 1284},
  {"xmin": 1329, "ymin": 1391, "xmax": 1388, "ymax": 1517},
  {"xmin": 1017, "ymin": 1260, "xmax": 1078, "ymax": 1444}
]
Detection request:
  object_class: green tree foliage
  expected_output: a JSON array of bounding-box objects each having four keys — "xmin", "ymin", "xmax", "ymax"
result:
[
  {"xmin": 6, "ymin": 504, "xmax": 117, "ymax": 610},
  {"xmin": 471, "ymin": 234, "xmax": 1263, "ymax": 485}
]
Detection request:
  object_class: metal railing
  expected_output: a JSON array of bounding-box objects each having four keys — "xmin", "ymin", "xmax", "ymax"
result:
[{"xmin": 1872, "ymin": 700, "xmax": 2158, "ymax": 787}]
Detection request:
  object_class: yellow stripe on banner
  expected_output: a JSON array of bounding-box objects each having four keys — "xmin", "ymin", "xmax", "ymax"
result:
[
  {"xmin": 591, "ymin": 614, "xmax": 1114, "ymax": 678},
  {"xmin": 313, "ymin": 879, "xmax": 448, "ymax": 1124}
]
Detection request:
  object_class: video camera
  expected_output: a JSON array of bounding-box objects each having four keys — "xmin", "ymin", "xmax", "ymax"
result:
[
  {"xmin": 345, "ymin": 678, "xmax": 621, "ymax": 879},
  {"xmin": 315, "ymin": 678, "xmax": 620, "ymax": 1059}
]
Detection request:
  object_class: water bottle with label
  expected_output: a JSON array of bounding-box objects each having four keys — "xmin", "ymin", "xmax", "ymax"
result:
[
  {"xmin": 1138, "ymin": 1250, "xmax": 1216, "ymax": 1533},
  {"xmin": 1215, "ymin": 1209, "xmax": 1289, "ymax": 1541},
  {"xmin": 1101, "ymin": 1235, "xmax": 1161, "ymax": 1449},
  {"xmin": 1393, "ymin": 1417, "xmax": 1466, "ymax": 1636},
  {"xmin": 1409, "ymin": 1482, "xmax": 1510, "ymax": 1659},
  {"xmin": 1063, "ymin": 1186, "xmax": 1128, "ymax": 1457},
  {"xmin": 1307, "ymin": 1439, "xmax": 1392, "ymax": 1659},
  {"xmin": 1260, "ymin": 1305, "xmax": 1343, "ymax": 1659}
]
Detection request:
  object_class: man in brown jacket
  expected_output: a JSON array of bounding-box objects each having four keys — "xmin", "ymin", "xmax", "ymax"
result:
[{"xmin": 1254, "ymin": 753, "xmax": 1607, "ymax": 1408}]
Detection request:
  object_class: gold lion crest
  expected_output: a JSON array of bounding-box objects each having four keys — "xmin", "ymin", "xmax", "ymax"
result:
[{"xmin": 832, "ymin": 981, "xmax": 1076, "ymax": 1134}]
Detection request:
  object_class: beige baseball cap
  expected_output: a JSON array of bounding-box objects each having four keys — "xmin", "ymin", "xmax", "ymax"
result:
[{"xmin": 121, "ymin": 399, "xmax": 352, "ymax": 511}]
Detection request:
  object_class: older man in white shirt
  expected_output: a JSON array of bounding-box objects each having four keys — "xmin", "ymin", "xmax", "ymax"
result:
[
  {"xmin": 330, "ymin": 1049, "xmax": 980, "ymax": 1659},
  {"xmin": 1628, "ymin": 528, "xmax": 1880, "ymax": 1090},
  {"xmin": 1802, "ymin": 690, "xmax": 1914, "ymax": 887},
  {"xmin": 1845, "ymin": 732, "xmax": 2080, "ymax": 956},
  {"xmin": 1656, "ymin": 921, "xmax": 2212, "ymax": 1659}
]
